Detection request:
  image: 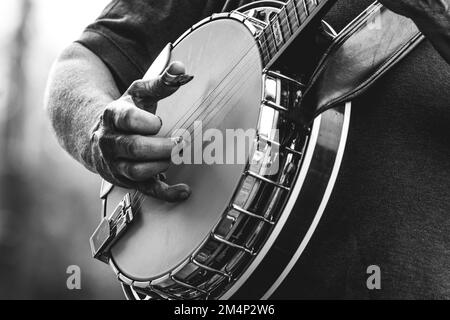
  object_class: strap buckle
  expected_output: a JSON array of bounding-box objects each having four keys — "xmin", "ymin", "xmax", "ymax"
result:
[{"xmin": 89, "ymin": 193, "xmax": 134, "ymax": 263}]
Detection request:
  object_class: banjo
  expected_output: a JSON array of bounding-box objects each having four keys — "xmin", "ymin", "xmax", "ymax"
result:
[{"xmin": 91, "ymin": 0, "xmax": 351, "ymax": 300}]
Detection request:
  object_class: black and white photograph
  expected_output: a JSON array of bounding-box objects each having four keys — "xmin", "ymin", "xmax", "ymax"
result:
[{"xmin": 0, "ymin": 0, "xmax": 449, "ymax": 305}]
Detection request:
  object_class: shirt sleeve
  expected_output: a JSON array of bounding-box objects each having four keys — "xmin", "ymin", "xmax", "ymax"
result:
[{"xmin": 76, "ymin": 0, "xmax": 228, "ymax": 92}]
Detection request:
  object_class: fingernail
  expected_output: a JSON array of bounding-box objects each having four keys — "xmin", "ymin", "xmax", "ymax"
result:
[
  {"xmin": 157, "ymin": 115, "xmax": 163, "ymax": 126},
  {"xmin": 176, "ymin": 75, "xmax": 194, "ymax": 86},
  {"xmin": 163, "ymin": 73, "xmax": 194, "ymax": 87},
  {"xmin": 167, "ymin": 61, "xmax": 186, "ymax": 75}
]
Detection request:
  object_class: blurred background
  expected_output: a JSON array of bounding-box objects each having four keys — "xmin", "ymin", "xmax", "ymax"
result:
[{"xmin": 0, "ymin": 0, "xmax": 123, "ymax": 299}]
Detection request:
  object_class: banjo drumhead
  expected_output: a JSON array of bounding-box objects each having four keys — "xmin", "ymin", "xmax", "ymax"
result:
[{"xmin": 110, "ymin": 18, "xmax": 263, "ymax": 281}]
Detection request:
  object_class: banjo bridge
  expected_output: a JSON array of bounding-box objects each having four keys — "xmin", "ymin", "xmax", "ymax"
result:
[{"xmin": 90, "ymin": 193, "xmax": 134, "ymax": 263}]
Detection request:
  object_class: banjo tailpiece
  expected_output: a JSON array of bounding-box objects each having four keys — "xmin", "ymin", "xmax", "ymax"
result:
[{"xmin": 90, "ymin": 193, "xmax": 133, "ymax": 263}]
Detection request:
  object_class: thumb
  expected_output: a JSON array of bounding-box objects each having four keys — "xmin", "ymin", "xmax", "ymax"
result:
[{"xmin": 127, "ymin": 61, "xmax": 194, "ymax": 109}]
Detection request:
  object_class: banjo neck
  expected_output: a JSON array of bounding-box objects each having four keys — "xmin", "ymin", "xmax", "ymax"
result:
[{"xmin": 258, "ymin": 0, "xmax": 337, "ymax": 69}]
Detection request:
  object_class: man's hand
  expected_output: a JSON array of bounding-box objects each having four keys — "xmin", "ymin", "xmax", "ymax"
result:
[
  {"xmin": 378, "ymin": 0, "xmax": 450, "ymax": 63},
  {"xmin": 89, "ymin": 61, "xmax": 194, "ymax": 202}
]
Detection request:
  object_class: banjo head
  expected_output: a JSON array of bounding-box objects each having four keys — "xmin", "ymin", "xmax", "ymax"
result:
[{"xmin": 109, "ymin": 18, "xmax": 263, "ymax": 281}]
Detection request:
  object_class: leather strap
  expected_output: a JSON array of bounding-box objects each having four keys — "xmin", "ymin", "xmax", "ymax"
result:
[{"xmin": 299, "ymin": 2, "xmax": 425, "ymax": 123}]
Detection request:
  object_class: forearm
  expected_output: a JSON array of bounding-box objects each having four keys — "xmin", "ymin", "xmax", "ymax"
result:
[{"xmin": 45, "ymin": 43, "xmax": 120, "ymax": 172}]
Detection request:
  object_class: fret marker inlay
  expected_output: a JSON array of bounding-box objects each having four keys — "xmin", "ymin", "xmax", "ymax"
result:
[{"xmin": 272, "ymin": 19, "xmax": 284, "ymax": 47}]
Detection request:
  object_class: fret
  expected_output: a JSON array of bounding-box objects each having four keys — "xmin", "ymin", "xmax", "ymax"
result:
[
  {"xmin": 306, "ymin": 0, "xmax": 318, "ymax": 14},
  {"xmin": 287, "ymin": 0, "xmax": 301, "ymax": 29},
  {"xmin": 301, "ymin": 0, "xmax": 309, "ymax": 17},
  {"xmin": 261, "ymin": 51, "xmax": 270, "ymax": 66},
  {"xmin": 259, "ymin": 33, "xmax": 270, "ymax": 64},
  {"xmin": 259, "ymin": 0, "xmax": 333, "ymax": 68},
  {"xmin": 259, "ymin": 32, "xmax": 271, "ymax": 65},
  {"xmin": 263, "ymin": 27, "xmax": 277, "ymax": 56},
  {"xmin": 293, "ymin": 0, "xmax": 308, "ymax": 22},
  {"xmin": 279, "ymin": 7, "xmax": 292, "ymax": 38},
  {"xmin": 271, "ymin": 16, "xmax": 285, "ymax": 48}
]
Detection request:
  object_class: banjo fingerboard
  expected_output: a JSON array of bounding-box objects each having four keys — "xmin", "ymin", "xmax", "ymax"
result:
[{"xmin": 258, "ymin": 0, "xmax": 336, "ymax": 68}]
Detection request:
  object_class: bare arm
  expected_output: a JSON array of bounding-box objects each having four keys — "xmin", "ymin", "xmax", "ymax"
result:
[
  {"xmin": 45, "ymin": 43, "xmax": 120, "ymax": 170},
  {"xmin": 379, "ymin": 0, "xmax": 450, "ymax": 64},
  {"xmin": 45, "ymin": 43, "xmax": 193, "ymax": 202}
]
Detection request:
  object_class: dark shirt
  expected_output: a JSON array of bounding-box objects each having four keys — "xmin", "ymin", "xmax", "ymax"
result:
[{"xmin": 77, "ymin": 0, "xmax": 450, "ymax": 299}]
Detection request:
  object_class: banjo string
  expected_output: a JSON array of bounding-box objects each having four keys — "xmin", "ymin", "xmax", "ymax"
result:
[
  {"xmin": 163, "ymin": 43, "xmax": 259, "ymax": 135},
  {"xmin": 124, "ymin": 42, "xmax": 278, "ymax": 215},
  {"xmin": 118, "ymin": 5, "xmax": 321, "ymax": 217},
  {"xmin": 113, "ymin": 68, "xmax": 256, "ymax": 227},
  {"xmin": 162, "ymin": 4, "xmax": 310, "ymax": 135},
  {"xmin": 117, "ymin": 64, "xmax": 257, "ymax": 223},
  {"xmin": 165, "ymin": 55, "xmax": 258, "ymax": 138}
]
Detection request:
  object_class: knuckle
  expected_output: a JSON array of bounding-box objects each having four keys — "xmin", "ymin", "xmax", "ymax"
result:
[
  {"xmin": 117, "ymin": 105, "xmax": 135, "ymax": 129},
  {"xmin": 102, "ymin": 105, "xmax": 116, "ymax": 126},
  {"xmin": 125, "ymin": 164, "xmax": 140, "ymax": 180},
  {"xmin": 113, "ymin": 134, "xmax": 124, "ymax": 149},
  {"xmin": 130, "ymin": 80, "xmax": 141, "ymax": 89},
  {"xmin": 117, "ymin": 162, "xmax": 131, "ymax": 179},
  {"xmin": 98, "ymin": 136, "xmax": 120, "ymax": 166},
  {"xmin": 97, "ymin": 131, "xmax": 111, "ymax": 153},
  {"xmin": 111, "ymin": 135, "xmax": 135, "ymax": 158},
  {"xmin": 129, "ymin": 80, "xmax": 146, "ymax": 97},
  {"xmin": 102, "ymin": 104, "xmax": 114, "ymax": 117},
  {"xmin": 125, "ymin": 138, "xmax": 140, "ymax": 158}
]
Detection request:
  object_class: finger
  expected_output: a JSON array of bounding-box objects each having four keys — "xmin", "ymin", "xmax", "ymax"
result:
[
  {"xmin": 115, "ymin": 135, "xmax": 183, "ymax": 161},
  {"xmin": 127, "ymin": 61, "xmax": 194, "ymax": 108},
  {"xmin": 138, "ymin": 178, "xmax": 191, "ymax": 203},
  {"xmin": 103, "ymin": 100, "xmax": 162, "ymax": 135},
  {"xmin": 116, "ymin": 160, "xmax": 170, "ymax": 181}
]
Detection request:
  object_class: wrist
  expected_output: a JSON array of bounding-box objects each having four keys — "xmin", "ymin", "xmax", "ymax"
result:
[{"xmin": 80, "ymin": 108, "xmax": 106, "ymax": 174}]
